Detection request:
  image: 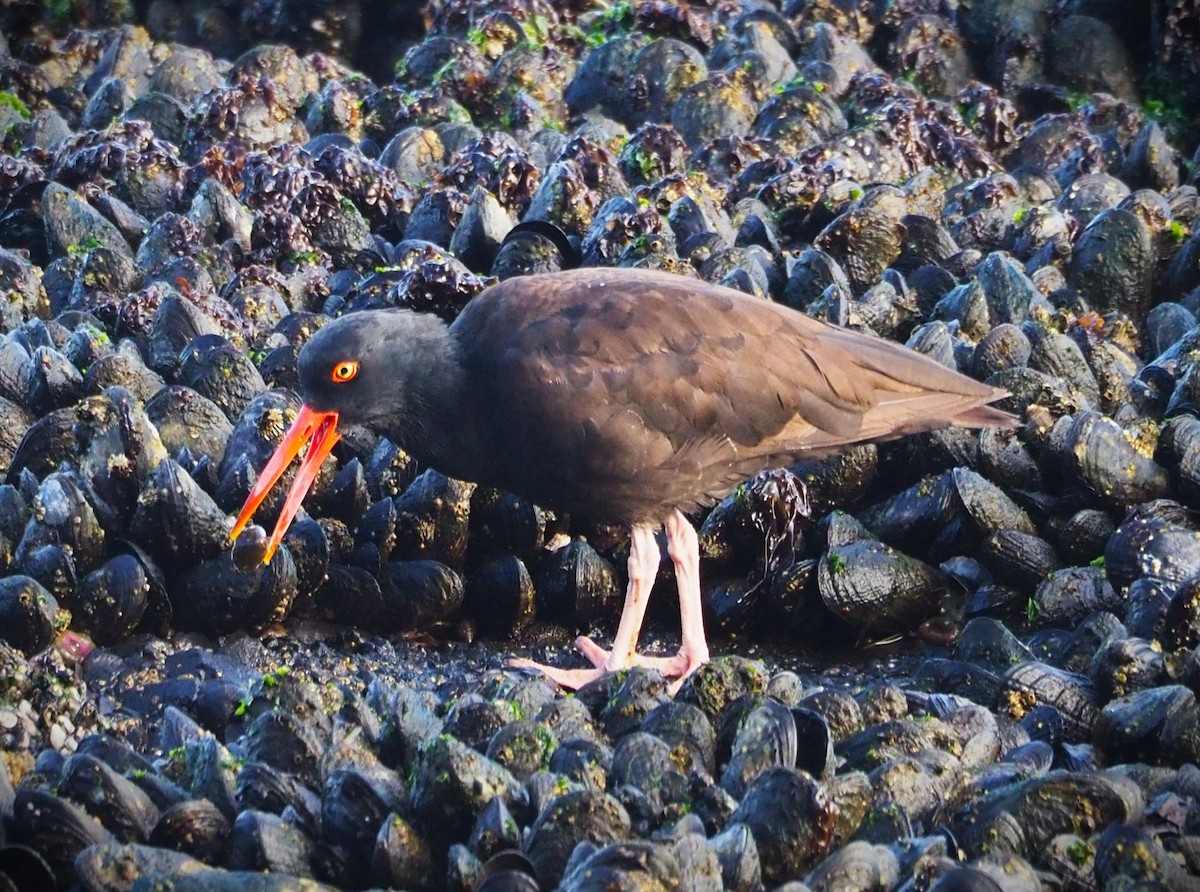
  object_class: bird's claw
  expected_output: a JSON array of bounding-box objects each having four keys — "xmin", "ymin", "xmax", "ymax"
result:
[
  {"xmin": 574, "ymin": 635, "xmax": 701, "ymax": 680},
  {"xmin": 507, "ymin": 658, "xmax": 609, "ymax": 690},
  {"xmin": 510, "ymin": 636, "xmax": 706, "ymax": 695}
]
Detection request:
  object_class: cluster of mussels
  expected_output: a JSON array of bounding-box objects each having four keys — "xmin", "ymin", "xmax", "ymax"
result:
[{"xmin": 2, "ymin": 0, "xmax": 1200, "ymax": 888}]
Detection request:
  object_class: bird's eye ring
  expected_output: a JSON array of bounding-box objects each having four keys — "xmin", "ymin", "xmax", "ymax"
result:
[{"xmin": 331, "ymin": 360, "xmax": 359, "ymax": 383}]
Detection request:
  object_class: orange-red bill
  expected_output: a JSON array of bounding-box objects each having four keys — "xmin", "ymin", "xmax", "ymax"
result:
[{"xmin": 231, "ymin": 404, "xmax": 341, "ymax": 565}]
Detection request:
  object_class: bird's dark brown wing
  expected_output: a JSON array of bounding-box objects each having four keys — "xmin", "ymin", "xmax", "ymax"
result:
[{"xmin": 451, "ymin": 268, "xmax": 1011, "ymax": 522}]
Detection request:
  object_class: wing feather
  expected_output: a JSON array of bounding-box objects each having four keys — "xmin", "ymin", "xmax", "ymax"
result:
[{"xmin": 450, "ymin": 268, "xmax": 1011, "ymax": 521}]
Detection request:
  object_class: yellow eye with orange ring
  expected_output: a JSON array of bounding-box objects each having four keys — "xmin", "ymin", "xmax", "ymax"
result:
[{"xmin": 331, "ymin": 360, "xmax": 359, "ymax": 383}]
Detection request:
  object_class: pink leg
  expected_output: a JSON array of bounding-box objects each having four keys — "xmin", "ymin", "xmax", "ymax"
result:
[
  {"xmin": 512, "ymin": 524, "xmax": 659, "ymax": 688},
  {"xmin": 575, "ymin": 524, "xmax": 660, "ymax": 669},
  {"xmin": 665, "ymin": 509, "xmax": 709, "ymax": 679},
  {"xmin": 512, "ymin": 512, "xmax": 711, "ymax": 691}
]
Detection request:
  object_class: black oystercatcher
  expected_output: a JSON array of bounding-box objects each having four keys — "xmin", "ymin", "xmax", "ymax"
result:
[{"xmin": 231, "ymin": 268, "xmax": 1014, "ymax": 689}]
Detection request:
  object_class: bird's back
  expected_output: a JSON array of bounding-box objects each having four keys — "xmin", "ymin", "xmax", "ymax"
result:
[{"xmin": 448, "ymin": 268, "xmax": 1012, "ymax": 523}]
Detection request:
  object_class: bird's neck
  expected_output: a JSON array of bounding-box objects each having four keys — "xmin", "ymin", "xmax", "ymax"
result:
[{"xmin": 380, "ymin": 317, "xmax": 486, "ymax": 478}]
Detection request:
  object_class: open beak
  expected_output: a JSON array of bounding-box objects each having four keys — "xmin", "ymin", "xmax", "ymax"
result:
[{"xmin": 231, "ymin": 404, "xmax": 341, "ymax": 565}]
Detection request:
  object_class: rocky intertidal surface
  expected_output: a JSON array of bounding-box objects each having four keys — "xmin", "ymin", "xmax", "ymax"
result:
[{"xmin": 3, "ymin": 0, "xmax": 1200, "ymax": 889}]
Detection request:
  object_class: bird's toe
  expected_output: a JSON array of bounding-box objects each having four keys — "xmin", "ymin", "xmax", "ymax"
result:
[
  {"xmin": 627, "ymin": 652, "xmax": 694, "ymax": 678},
  {"xmin": 510, "ymin": 639, "xmax": 708, "ymax": 693},
  {"xmin": 508, "ymin": 657, "xmax": 607, "ymax": 689},
  {"xmin": 573, "ymin": 635, "xmax": 613, "ymax": 668}
]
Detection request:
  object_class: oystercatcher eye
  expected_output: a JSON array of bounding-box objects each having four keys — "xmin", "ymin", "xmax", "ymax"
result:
[{"xmin": 331, "ymin": 360, "xmax": 359, "ymax": 383}]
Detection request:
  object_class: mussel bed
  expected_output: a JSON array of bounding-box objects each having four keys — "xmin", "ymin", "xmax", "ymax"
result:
[{"xmin": 3, "ymin": 0, "xmax": 1200, "ymax": 889}]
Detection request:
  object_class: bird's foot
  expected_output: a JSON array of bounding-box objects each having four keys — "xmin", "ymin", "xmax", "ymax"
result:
[
  {"xmin": 507, "ymin": 658, "xmax": 610, "ymax": 690},
  {"xmin": 575, "ymin": 635, "xmax": 707, "ymax": 681},
  {"xmin": 510, "ymin": 636, "xmax": 708, "ymax": 695}
]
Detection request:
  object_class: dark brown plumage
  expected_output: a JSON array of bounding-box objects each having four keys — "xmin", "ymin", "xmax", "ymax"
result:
[{"xmin": 233, "ymin": 267, "xmax": 1014, "ymax": 690}]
